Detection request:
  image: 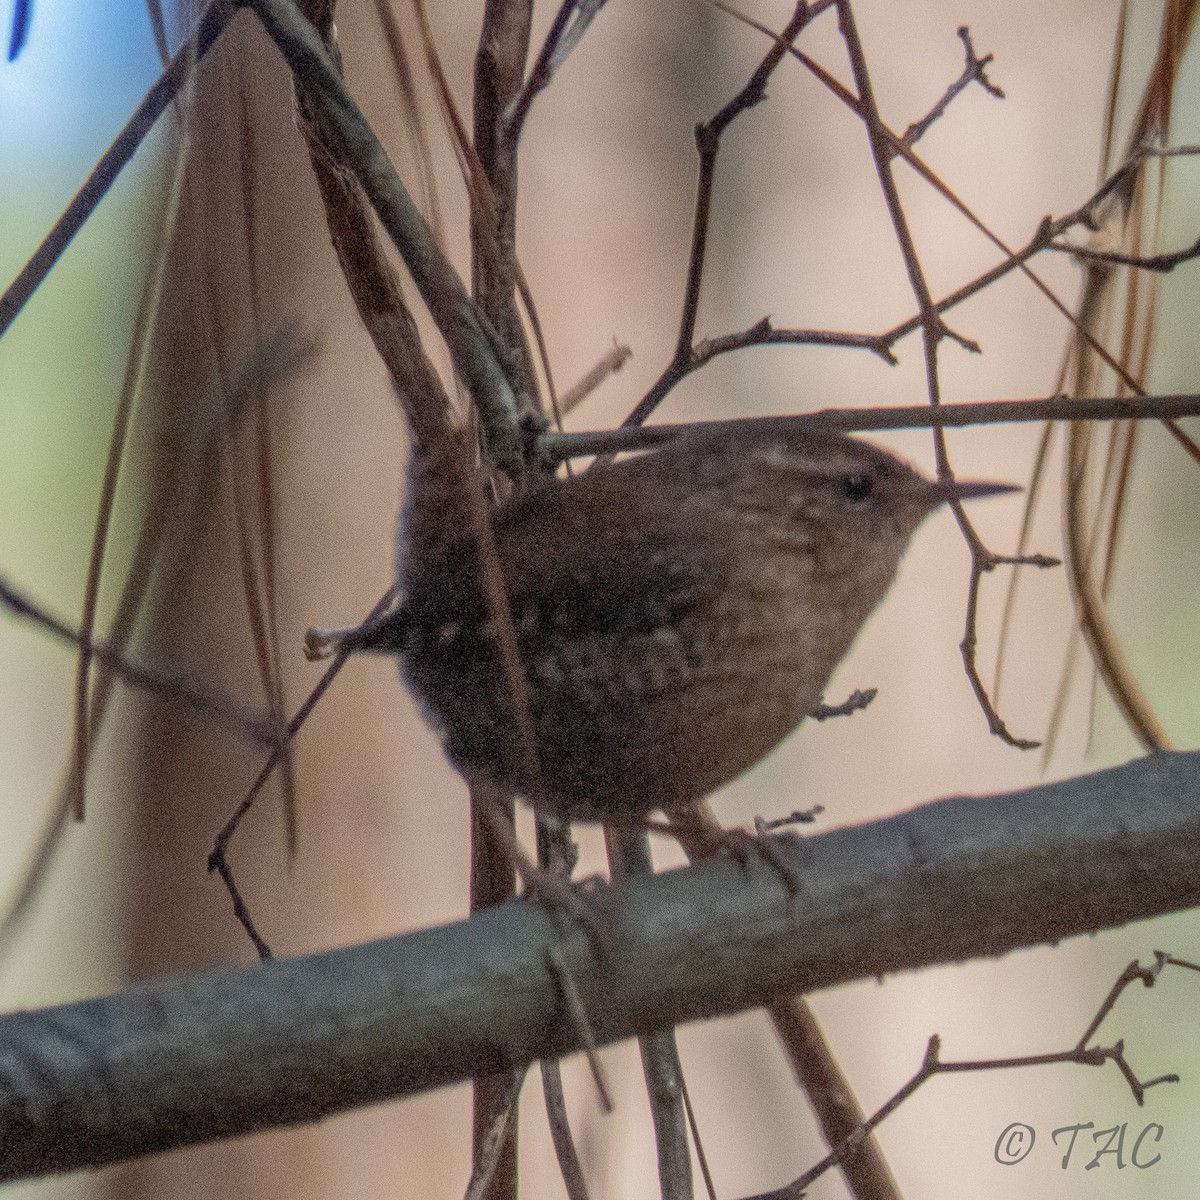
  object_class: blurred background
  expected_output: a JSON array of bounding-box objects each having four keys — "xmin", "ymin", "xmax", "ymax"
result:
[{"xmin": 1, "ymin": 0, "xmax": 1198, "ymax": 1197}]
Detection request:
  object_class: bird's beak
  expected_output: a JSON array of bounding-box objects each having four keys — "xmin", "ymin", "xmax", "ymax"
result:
[{"xmin": 931, "ymin": 478, "xmax": 1021, "ymax": 504}]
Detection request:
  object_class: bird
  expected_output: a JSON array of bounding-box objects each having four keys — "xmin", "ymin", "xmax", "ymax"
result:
[{"xmin": 312, "ymin": 421, "xmax": 1014, "ymax": 834}]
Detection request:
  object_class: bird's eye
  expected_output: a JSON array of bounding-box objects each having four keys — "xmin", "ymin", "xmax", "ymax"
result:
[{"xmin": 839, "ymin": 474, "xmax": 874, "ymax": 502}]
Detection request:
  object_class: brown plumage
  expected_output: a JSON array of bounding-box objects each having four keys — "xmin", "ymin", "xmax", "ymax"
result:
[{"xmin": 344, "ymin": 425, "xmax": 1012, "ymax": 824}]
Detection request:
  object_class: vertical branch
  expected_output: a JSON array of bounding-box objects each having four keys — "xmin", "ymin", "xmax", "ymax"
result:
[
  {"xmin": 245, "ymin": 0, "xmax": 525, "ymax": 473},
  {"xmin": 834, "ymin": 1, "xmax": 949, "ymax": 445},
  {"xmin": 471, "ymin": 7, "xmax": 534, "ymax": 1200},
  {"xmin": 766, "ymin": 998, "xmax": 902, "ymax": 1200},
  {"xmin": 608, "ymin": 825, "xmax": 694, "ymax": 1200},
  {"xmin": 473, "ymin": 0, "xmax": 536, "ymax": 405},
  {"xmin": 676, "ymin": 800, "xmax": 904, "ymax": 1200},
  {"xmin": 291, "ymin": 0, "xmax": 455, "ymax": 455},
  {"xmin": 1051, "ymin": 1, "xmax": 1198, "ymax": 755}
]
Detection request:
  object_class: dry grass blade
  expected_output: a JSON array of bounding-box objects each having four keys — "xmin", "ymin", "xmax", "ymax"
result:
[
  {"xmin": 229, "ymin": 89, "xmax": 298, "ymax": 854},
  {"xmin": 1064, "ymin": 421, "xmax": 1171, "ymax": 750},
  {"xmin": 408, "ymin": 0, "xmax": 512, "ymax": 320},
  {"xmin": 1044, "ymin": 0, "xmax": 1199, "ymax": 754},
  {"xmin": 72, "ymin": 26, "xmax": 201, "ymax": 821},
  {"xmin": 0, "ymin": 328, "xmax": 315, "ymax": 955},
  {"xmin": 373, "ymin": 0, "xmax": 447, "ymax": 247},
  {"xmin": 721, "ymin": 0, "xmax": 1182, "ymax": 401}
]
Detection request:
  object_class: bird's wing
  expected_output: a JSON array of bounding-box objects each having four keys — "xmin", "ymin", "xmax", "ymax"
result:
[{"xmin": 495, "ymin": 475, "xmax": 730, "ymax": 639}]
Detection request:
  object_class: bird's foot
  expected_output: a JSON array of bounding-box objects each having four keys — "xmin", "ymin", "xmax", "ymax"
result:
[
  {"xmin": 652, "ymin": 806, "xmax": 802, "ymax": 896},
  {"xmin": 518, "ymin": 861, "xmax": 609, "ymax": 946},
  {"xmin": 717, "ymin": 826, "xmax": 802, "ymax": 897}
]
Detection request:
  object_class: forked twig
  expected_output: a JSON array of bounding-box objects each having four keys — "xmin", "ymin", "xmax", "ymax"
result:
[
  {"xmin": 744, "ymin": 954, "xmax": 1185, "ymax": 1199},
  {"xmin": 902, "ymin": 25, "xmax": 1005, "ymax": 146},
  {"xmin": 206, "ymin": 587, "xmax": 399, "ymax": 959},
  {"xmin": 834, "ymin": 0, "xmax": 1040, "ymax": 746}
]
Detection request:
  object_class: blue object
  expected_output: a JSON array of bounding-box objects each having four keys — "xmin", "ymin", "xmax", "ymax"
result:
[{"xmin": 8, "ymin": 0, "xmax": 30, "ymax": 61}]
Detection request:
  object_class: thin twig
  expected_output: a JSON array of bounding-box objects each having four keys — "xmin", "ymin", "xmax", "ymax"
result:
[
  {"xmin": 811, "ymin": 688, "xmax": 876, "ymax": 722},
  {"xmin": 744, "ymin": 949, "xmax": 1185, "ymax": 1200},
  {"xmin": 0, "ymin": 574, "xmax": 282, "ymax": 750},
  {"xmin": 626, "ymin": 319, "xmax": 896, "ymax": 427},
  {"xmin": 1074, "ymin": 955, "xmax": 1166, "ymax": 1051},
  {"xmin": 902, "ymin": 26, "xmax": 1004, "ymax": 147},
  {"xmin": 290, "ymin": 5, "xmax": 457, "ymax": 452},
  {"xmin": 681, "ymin": 1079, "xmax": 718, "ymax": 1200},
  {"xmin": 540, "ymin": 1059, "xmax": 592, "ymax": 1200},
  {"xmin": 1050, "ymin": 232, "xmax": 1200, "ymax": 272},
  {"xmin": 837, "ymin": 0, "xmax": 1038, "ymax": 745},
  {"xmin": 766, "ymin": 996, "xmax": 903, "ymax": 1200},
  {"xmin": 206, "ymin": 587, "xmax": 399, "ymax": 958},
  {"xmin": 556, "ymin": 341, "xmax": 632, "ymax": 418},
  {"xmin": 725, "ymin": 5, "xmax": 1170, "ymax": 405},
  {"xmin": 546, "ymin": 946, "xmax": 614, "ymax": 1114},
  {"xmin": 674, "ymin": 2, "xmax": 823, "ymax": 370},
  {"xmin": 677, "ymin": 799, "xmax": 903, "ymax": 1200},
  {"xmin": 505, "ymin": 1, "xmax": 616, "ymax": 139},
  {"xmin": 541, "ymin": 392, "xmax": 1200, "ymax": 462},
  {"xmin": 960, "ymin": 552, "xmax": 1043, "ymax": 749}
]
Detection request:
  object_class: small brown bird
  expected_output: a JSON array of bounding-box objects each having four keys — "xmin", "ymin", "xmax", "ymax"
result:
[{"xmin": 326, "ymin": 423, "xmax": 1013, "ymax": 828}]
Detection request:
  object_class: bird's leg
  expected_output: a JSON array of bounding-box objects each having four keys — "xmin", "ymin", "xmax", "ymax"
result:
[
  {"xmin": 469, "ymin": 783, "xmax": 607, "ymax": 944},
  {"xmin": 652, "ymin": 800, "xmax": 801, "ymax": 895}
]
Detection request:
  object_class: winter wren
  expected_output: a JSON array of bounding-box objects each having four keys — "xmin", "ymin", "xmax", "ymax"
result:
[{"xmin": 330, "ymin": 424, "xmax": 1013, "ymax": 825}]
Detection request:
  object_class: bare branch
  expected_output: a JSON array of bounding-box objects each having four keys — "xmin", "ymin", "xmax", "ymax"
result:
[
  {"xmin": 1050, "ymin": 232, "xmax": 1200, "ymax": 273},
  {"xmin": 242, "ymin": 0, "xmax": 525, "ymax": 473},
  {"xmin": 2, "ymin": 751, "xmax": 1199, "ymax": 1181},
  {"xmin": 674, "ymin": 2, "xmax": 825, "ymax": 363},
  {"xmin": 539, "ymin": 392, "xmax": 1200, "ymax": 463},
  {"xmin": 505, "ymin": 1, "xmax": 614, "ymax": 140},
  {"xmin": 901, "ymin": 26, "xmax": 1005, "ymax": 147},
  {"xmin": 609, "ymin": 826, "xmax": 693, "ymax": 1200},
  {"xmin": 751, "ymin": 955, "xmax": 1182, "ymax": 1199},
  {"xmin": 207, "ymin": 586, "xmax": 400, "ymax": 960}
]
